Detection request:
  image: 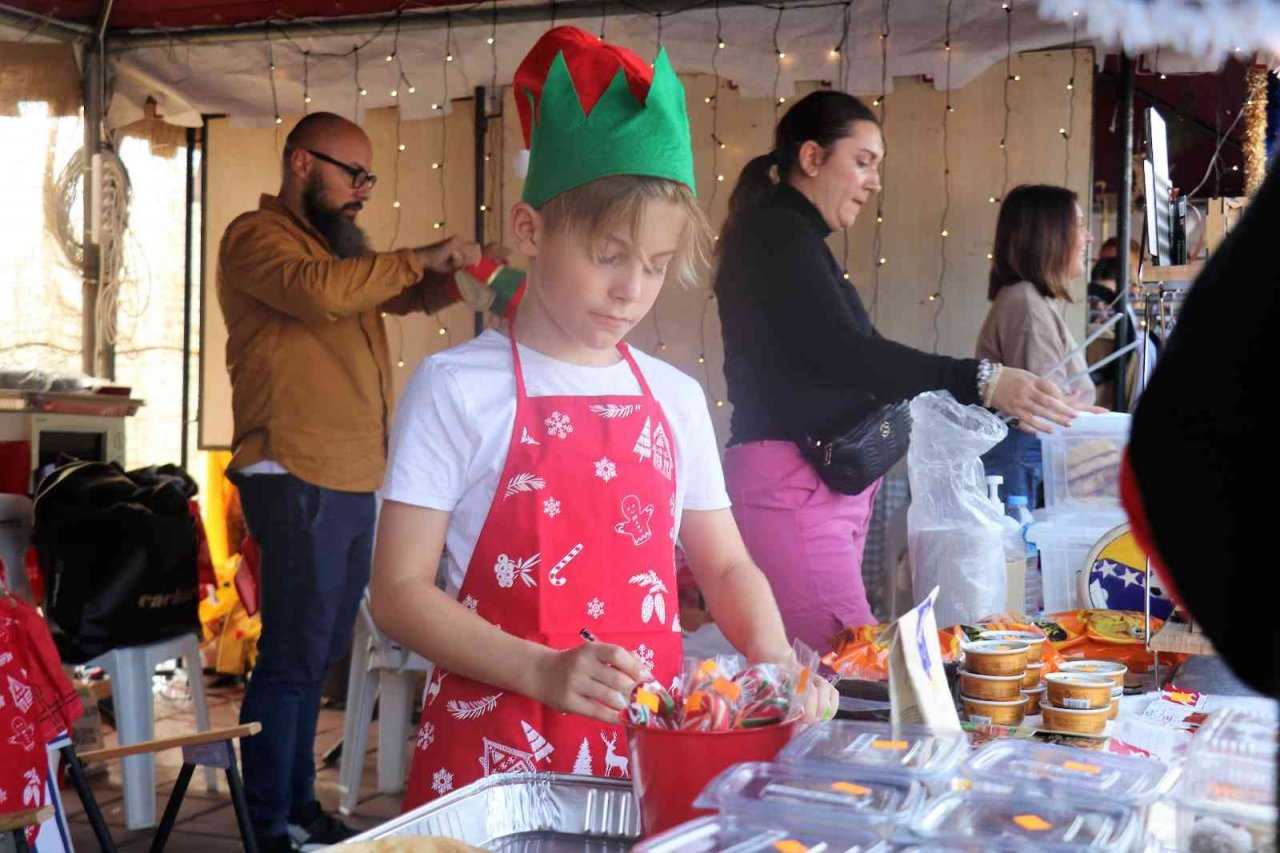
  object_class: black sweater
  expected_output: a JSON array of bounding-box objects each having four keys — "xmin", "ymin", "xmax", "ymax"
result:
[{"xmin": 714, "ymin": 184, "xmax": 982, "ymax": 446}]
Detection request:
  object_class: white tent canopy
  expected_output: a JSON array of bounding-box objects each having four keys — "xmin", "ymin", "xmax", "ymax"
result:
[
  {"xmin": 100, "ymin": 0, "xmax": 1265, "ymax": 130},
  {"xmin": 1040, "ymin": 0, "xmax": 1280, "ymax": 59}
]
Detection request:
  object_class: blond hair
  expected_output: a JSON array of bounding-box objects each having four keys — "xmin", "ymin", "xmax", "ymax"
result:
[{"xmin": 538, "ymin": 175, "xmax": 712, "ymax": 290}]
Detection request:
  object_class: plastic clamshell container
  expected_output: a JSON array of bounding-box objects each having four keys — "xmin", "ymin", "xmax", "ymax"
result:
[
  {"xmin": 1037, "ymin": 412, "xmax": 1131, "ymax": 513},
  {"xmin": 911, "ymin": 791, "xmax": 1142, "ymax": 851},
  {"xmin": 633, "ymin": 813, "xmax": 885, "ymax": 853},
  {"xmin": 964, "ymin": 740, "xmax": 1168, "ymax": 806},
  {"xmin": 1176, "ymin": 706, "xmax": 1278, "ymax": 852},
  {"xmin": 695, "ymin": 761, "xmax": 925, "ymax": 835},
  {"xmin": 777, "ymin": 721, "xmax": 969, "ymax": 785},
  {"xmin": 1026, "ymin": 510, "xmax": 1127, "ymax": 612}
]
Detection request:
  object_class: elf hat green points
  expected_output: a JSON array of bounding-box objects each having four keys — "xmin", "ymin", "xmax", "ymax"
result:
[{"xmin": 513, "ymin": 26, "xmax": 695, "ymax": 208}]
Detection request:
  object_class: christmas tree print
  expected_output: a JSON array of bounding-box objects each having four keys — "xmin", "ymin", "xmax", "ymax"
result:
[
  {"xmin": 632, "ymin": 417, "xmax": 653, "ymax": 461},
  {"xmin": 572, "ymin": 738, "xmax": 594, "ymax": 775},
  {"xmin": 652, "ymin": 423, "xmax": 674, "ymax": 480},
  {"xmin": 521, "ymin": 720, "xmax": 555, "ymax": 763}
]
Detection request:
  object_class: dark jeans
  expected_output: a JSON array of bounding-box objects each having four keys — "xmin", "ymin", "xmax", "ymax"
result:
[
  {"xmin": 230, "ymin": 472, "xmax": 375, "ymax": 838},
  {"xmin": 982, "ymin": 429, "xmax": 1044, "ymax": 508}
]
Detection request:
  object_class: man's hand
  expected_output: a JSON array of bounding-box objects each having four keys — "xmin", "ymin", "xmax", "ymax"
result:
[{"xmin": 417, "ymin": 236, "xmax": 481, "ymax": 274}]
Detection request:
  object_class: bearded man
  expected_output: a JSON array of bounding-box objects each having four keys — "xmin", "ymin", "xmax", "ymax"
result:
[{"xmin": 216, "ymin": 112, "xmax": 481, "ymax": 852}]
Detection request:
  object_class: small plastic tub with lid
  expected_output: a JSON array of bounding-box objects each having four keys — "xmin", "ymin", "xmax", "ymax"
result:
[
  {"xmin": 1022, "ymin": 662, "xmax": 1045, "ymax": 689},
  {"xmin": 963, "ymin": 740, "xmax": 1169, "ymax": 807},
  {"xmin": 1021, "ymin": 685, "xmax": 1046, "ymax": 716},
  {"xmin": 1045, "ymin": 673, "xmax": 1113, "ymax": 710},
  {"xmin": 1039, "ymin": 701, "xmax": 1110, "ymax": 735},
  {"xmin": 911, "ymin": 791, "xmax": 1142, "ymax": 851},
  {"xmin": 961, "ymin": 640, "xmax": 1030, "ymax": 676},
  {"xmin": 695, "ymin": 761, "xmax": 926, "ymax": 838},
  {"xmin": 1057, "ymin": 660, "xmax": 1128, "ymax": 690},
  {"xmin": 777, "ymin": 721, "xmax": 969, "ymax": 788},
  {"xmin": 979, "ymin": 629, "xmax": 1047, "ymax": 663},
  {"xmin": 961, "ymin": 696, "xmax": 1026, "ymax": 727},
  {"xmin": 959, "ymin": 669, "xmax": 1023, "ymax": 701},
  {"xmin": 633, "ymin": 813, "xmax": 886, "ymax": 852}
]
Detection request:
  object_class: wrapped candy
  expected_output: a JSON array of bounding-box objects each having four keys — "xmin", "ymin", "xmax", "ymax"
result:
[{"xmin": 624, "ymin": 641, "xmax": 821, "ymax": 731}]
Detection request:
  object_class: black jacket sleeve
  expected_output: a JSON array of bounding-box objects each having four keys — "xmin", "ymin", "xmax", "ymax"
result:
[{"xmin": 746, "ymin": 208, "xmax": 981, "ymax": 405}]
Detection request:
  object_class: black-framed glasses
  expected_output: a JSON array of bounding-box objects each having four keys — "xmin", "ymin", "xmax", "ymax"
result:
[{"xmin": 305, "ymin": 148, "xmax": 377, "ymax": 190}]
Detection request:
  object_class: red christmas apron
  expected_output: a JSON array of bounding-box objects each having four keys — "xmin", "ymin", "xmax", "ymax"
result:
[{"xmin": 402, "ymin": 329, "xmax": 683, "ymax": 808}]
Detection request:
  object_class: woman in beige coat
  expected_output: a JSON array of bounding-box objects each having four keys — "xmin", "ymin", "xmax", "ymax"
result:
[{"xmin": 977, "ymin": 184, "xmax": 1098, "ymax": 505}]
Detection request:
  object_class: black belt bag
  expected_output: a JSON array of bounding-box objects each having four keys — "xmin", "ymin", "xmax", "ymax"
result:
[{"xmin": 797, "ymin": 400, "xmax": 912, "ymax": 496}]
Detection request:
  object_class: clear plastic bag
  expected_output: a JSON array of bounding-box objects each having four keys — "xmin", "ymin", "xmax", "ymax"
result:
[{"xmin": 906, "ymin": 392, "xmax": 1008, "ymax": 626}]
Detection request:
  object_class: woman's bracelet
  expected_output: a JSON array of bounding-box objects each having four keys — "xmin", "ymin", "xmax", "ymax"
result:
[{"xmin": 978, "ymin": 360, "xmax": 1003, "ymax": 408}]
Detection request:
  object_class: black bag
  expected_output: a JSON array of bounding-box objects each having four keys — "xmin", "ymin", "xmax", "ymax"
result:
[
  {"xmin": 797, "ymin": 401, "xmax": 912, "ymax": 496},
  {"xmin": 31, "ymin": 461, "xmax": 201, "ymax": 663}
]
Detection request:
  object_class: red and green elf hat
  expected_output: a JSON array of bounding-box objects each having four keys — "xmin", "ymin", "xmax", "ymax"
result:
[{"xmin": 513, "ymin": 26, "xmax": 696, "ymax": 208}]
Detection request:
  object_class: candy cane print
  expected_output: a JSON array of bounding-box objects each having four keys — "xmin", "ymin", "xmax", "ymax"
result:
[{"xmin": 548, "ymin": 544, "xmax": 584, "ymax": 587}]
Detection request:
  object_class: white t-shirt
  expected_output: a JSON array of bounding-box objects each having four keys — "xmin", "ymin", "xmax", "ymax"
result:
[{"xmin": 382, "ymin": 330, "xmax": 730, "ymax": 596}]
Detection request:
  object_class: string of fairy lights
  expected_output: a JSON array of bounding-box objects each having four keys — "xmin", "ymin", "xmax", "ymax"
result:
[
  {"xmin": 254, "ymin": 0, "xmax": 1084, "ymax": 384},
  {"xmin": 868, "ymin": 0, "xmax": 890, "ymax": 320},
  {"xmin": 837, "ymin": 0, "xmax": 853, "ymax": 287},
  {"xmin": 928, "ymin": 0, "xmax": 954, "ymax": 353}
]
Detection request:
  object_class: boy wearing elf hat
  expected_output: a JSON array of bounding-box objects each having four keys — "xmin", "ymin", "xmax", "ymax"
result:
[{"xmin": 370, "ymin": 27, "xmax": 836, "ymax": 807}]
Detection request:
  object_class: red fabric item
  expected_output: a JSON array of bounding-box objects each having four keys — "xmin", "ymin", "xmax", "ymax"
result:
[
  {"xmin": 402, "ymin": 323, "xmax": 683, "ymax": 809},
  {"xmin": 0, "ymin": 594, "xmax": 82, "ymax": 834},
  {"xmin": 513, "ymin": 26, "xmax": 656, "ymax": 148},
  {"xmin": 190, "ymin": 500, "xmax": 216, "ymax": 589},
  {"xmin": 0, "ymin": 441, "xmax": 30, "ymax": 495},
  {"xmin": 235, "ymin": 535, "xmax": 261, "ymax": 617},
  {"xmin": 1119, "ymin": 451, "xmax": 1187, "ymax": 614},
  {"xmin": 24, "ymin": 547, "xmax": 42, "ymax": 605}
]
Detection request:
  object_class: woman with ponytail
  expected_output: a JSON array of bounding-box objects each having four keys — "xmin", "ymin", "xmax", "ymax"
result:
[{"xmin": 714, "ymin": 91, "xmax": 1087, "ymax": 651}]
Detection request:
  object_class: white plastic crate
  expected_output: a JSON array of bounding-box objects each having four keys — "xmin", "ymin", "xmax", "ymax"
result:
[{"xmin": 1026, "ymin": 510, "xmax": 1126, "ymax": 613}]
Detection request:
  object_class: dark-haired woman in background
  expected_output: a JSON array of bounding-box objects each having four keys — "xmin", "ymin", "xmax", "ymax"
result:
[
  {"xmin": 714, "ymin": 92, "xmax": 1086, "ymax": 652},
  {"xmin": 977, "ymin": 185, "xmax": 1102, "ymax": 506}
]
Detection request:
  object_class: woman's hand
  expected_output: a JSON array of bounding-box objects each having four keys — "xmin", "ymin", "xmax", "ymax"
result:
[
  {"xmin": 989, "ymin": 367, "xmax": 1081, "ymax": 433},
  {"xmin": 528, "ymin": 643, "xmax": 645, "ymax": 725}
]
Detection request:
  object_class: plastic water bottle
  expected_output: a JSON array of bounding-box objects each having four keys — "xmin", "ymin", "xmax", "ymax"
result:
[
  {"xmin": 985, "ymin": 476, "xmax": 1026, "ymax": 613},
  {"xmin": 1006, "ymin": 495, "xmax": 1041, "ymax": 612},
  {"xmin": 1006, "ymin": 496, "xmax": 1037, "ymax": 561}
]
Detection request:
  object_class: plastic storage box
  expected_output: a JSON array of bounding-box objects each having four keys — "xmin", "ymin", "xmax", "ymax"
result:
[
  {"xmin": 1038, "ymin": 413, "xmax": 1131, "ymax": 514},
  {"xmin": 696, "ymin": 761, "xmax": 926, "ymax": 837},
  {"xmin": 633, "ymin": 813, "xmax": 885, "ymax": 852},
  {"xmin": 1025, "ymin": 509, "xmax": 1126, "ymax": 613},
  {"xmin": 911, "ymin": 791, "xmax": 1143, "ymax": 851},
  {"xmin": 777, "ymin": 721, "xmax": 968, "ymax": 788},
  {"xmin": 963, "ymin": 740, "xmax": 1169, "ymax": 806},
  {"xmin": 1176, "ymin": 706, "xmax": 1278, "ymax": 852}
]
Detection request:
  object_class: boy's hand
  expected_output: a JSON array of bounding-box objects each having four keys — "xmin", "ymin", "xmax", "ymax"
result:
[
  {"xmin": 530, "ymin": 643, "xmax": 645, "ymax": 724},
  {"xmin": 800, "ymin": 674, "xmax": 840, "ymax": 723}
]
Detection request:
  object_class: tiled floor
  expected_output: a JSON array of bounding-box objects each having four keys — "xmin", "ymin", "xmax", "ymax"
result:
[{"xmin": 62, "ymin": 678, "xmax": 406, "ymax": 852}]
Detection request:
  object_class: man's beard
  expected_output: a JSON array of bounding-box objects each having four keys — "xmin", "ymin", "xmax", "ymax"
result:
[{"xmin": 302, "ymin": 174, "xmax": 370, "ymax": 259}]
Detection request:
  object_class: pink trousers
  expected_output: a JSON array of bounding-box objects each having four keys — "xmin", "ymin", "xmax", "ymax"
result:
[{"xmin": 724, "ymin": 441, "xmax": 880, "ymax": 655}]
